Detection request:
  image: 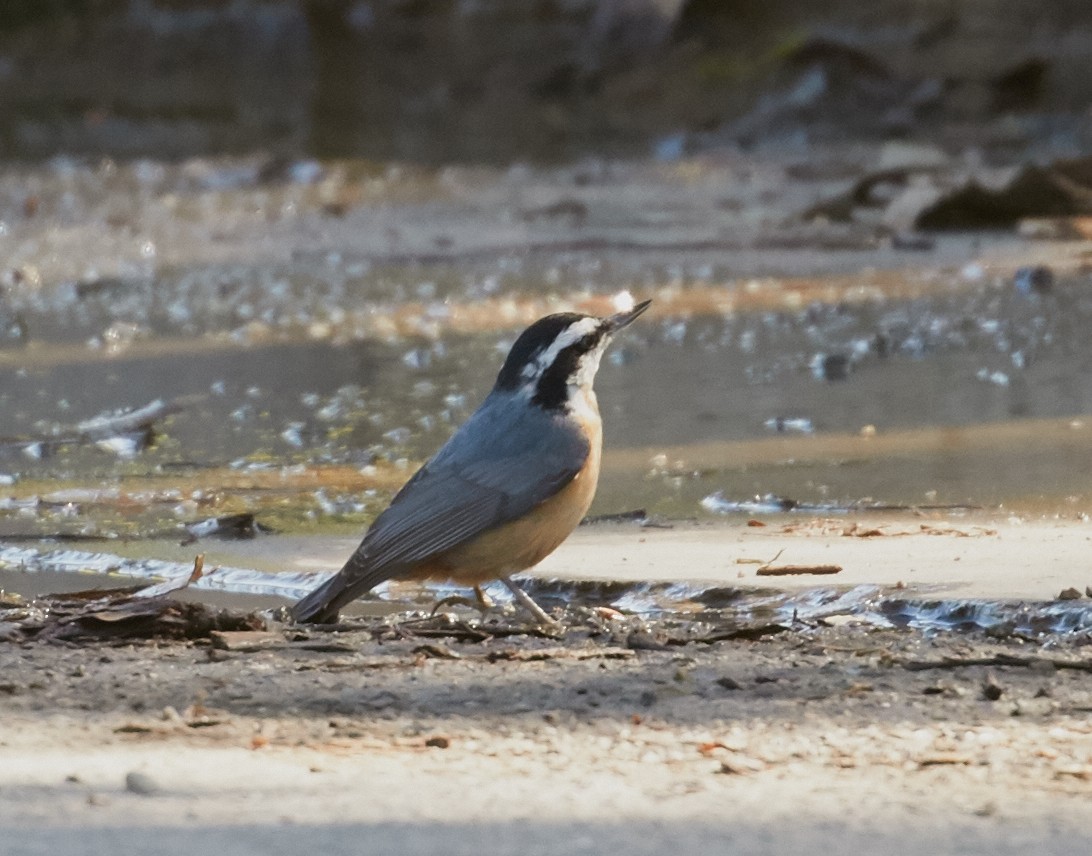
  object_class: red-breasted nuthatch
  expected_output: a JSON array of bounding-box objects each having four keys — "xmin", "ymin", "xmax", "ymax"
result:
[{"xmin": 291, "ymin": 299, "xmax": 651, "ymax": 624}]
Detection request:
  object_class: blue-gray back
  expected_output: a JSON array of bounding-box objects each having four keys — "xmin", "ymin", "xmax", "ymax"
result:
[{"xmin": 350, "ymin": 389, "xmax": 591, "ymax": 574}]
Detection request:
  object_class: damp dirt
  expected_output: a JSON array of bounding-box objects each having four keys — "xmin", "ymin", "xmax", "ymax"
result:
[{"xmin": 1, "ymin": 586, "xmax": 1090, "ymax": 856}]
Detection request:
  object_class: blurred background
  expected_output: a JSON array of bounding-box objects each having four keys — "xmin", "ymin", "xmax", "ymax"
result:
[
  {"xmin": 0, "ymin": 0, "xmax": 1087, "ymax": 161},
  {"xmin": 1, "ymin": 0, "xmax": 1092, "ymax": 562},
  {"xmin": 2, "ymin": 0, "xmax": 1092, "ymax": 163}
]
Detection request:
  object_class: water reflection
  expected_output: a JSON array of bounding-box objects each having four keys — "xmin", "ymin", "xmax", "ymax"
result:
[{"xmin": 3, "ymin": 268, "xmax": 1092, "ymax": 536}]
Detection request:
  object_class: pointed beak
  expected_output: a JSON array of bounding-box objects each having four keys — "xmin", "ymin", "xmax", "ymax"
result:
[{"xmin": 603, "ymin": 299, "xmax": 652, "ymax": 333}]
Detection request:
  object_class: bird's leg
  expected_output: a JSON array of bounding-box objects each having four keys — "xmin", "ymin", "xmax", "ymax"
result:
[
  {"xmin": 473, "ymin": 584, "xmax": 495, "ymax": 610},
  {"xmin": 430, "ymin": 585, "xmax": 498, "ymax": 618},
  {"xmin": 500, "ymin": 576, "xmax": 558, "ymax": 625}
]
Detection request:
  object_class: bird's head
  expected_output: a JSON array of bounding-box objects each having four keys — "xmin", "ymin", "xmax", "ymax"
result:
[{"xmin": 494, "ymin": 300, "xmax": 651, "ymax": 411}]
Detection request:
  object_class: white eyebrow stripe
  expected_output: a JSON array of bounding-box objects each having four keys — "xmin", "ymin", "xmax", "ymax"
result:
[{"xmin": 535, "ymin": 317, "xmax": 599, "ymax": 371}]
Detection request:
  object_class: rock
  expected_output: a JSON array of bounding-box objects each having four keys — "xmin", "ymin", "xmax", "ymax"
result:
[
  {"xmin": 916, "ymin": 157, "xmax": 1092, "ymax": 230},
  {"xmin": 209, "ymin": 630, "xmax": 284, "ymax": 651},
  {"xmin": 981, "ymin": 672, "xmax": 1004, "ymax": 701},
  {"xmin": 1014, "ymin": 265, "xmax": 1054, "ymax": 295},
  {"xmin": 626, "ymin": 630, "xmax": 668, "ymax": 651},
  {"xmin": 125, "ymin": 771, "xmax": 158, "ymax": 796},
  {"xmin": 811, "ymin": 352, "xmax": 851, "ymax": 381},
  {"xmin": 1012, "ymin": 697, "xmax": 1054, "ymax": 717}
]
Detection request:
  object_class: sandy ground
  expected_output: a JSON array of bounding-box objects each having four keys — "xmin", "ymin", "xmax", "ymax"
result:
[
  {"xmin": 158, "ymin": 513, "xmax": 1092, "ymax": 602},
  {"xmin": 547, "ymin": 516, "xmax": 1092, "ymax": 601},
  {"xmin": 2, "ymin": 518, "xmax": 1091, "ymax": 856}
]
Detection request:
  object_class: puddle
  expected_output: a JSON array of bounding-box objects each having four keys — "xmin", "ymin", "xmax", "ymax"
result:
[
  {"xmin": 0, "ymin": 545, "xmax": 316, "ymax": 601},
  {"xmin": 698, "ymin": 493, "xmax": 982, "ymax": 515},
  {"xmin": 2, "ymin": 545, "xmax": 1089, "ymax": 639},
  {"xmin": 877, "ymin": 597, "xmax": 1092, "ymax": 636},
  {"xmin": 4, "ymin": 275, "xmax": 1092, "ymax": 535},
  {"xmin": 520, "ymin": 579, "xmax": 1092, "ymax": 637}
]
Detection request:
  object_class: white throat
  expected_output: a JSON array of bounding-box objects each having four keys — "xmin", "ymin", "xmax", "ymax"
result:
[{"xmin": 571, "ymin": 339, "xmax": 607, "ymax": 391}]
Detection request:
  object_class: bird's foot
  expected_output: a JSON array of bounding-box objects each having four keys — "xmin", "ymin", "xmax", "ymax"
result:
[
  {"xmin": 430, "ymin": 584, "xmax": 503, "ymax": 618},
  {"xmin": 429, "ymin": 580, "xmax": 557, "ymax": 627},
  {"xmin": 473, "ymin": 584, "xmax": 495, "ymax": 610},
  {"xmin": 430, "ymin": 594, "xmax": 489, "ymax": 617}
]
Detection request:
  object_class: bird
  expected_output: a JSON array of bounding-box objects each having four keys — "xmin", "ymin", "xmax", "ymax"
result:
[{"xmin": 291, "ymin": 299, "xmax": 651, "ymax": 624}]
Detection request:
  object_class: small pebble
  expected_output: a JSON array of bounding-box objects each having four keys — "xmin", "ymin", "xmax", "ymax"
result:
[
  {"xmin": 1014, "ymin": 265, "xmax": 1054, "ymax": 295},
  {"xmin": 1012, "ymin": 697, "xmax": 1054, "ymax": 717},
  {"xmin": 125, "ymin": 771, "xmax": 159, "ymax": 796},
  {"xmin": 626, "ymin": 630, "xmax": 668, "ymax": 651},
  {"xmin": 812, "ymin": 352, "xmax": 850, "ymax": 381}
]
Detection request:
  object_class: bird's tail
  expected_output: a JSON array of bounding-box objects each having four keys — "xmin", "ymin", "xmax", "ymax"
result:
[
  {"xmin": 289, "ymin": 574, "xmax": 347, "ymax": 624},
  {"xmin": 290, "ymin": 553, "xmax": 384, "ymax": 624}
]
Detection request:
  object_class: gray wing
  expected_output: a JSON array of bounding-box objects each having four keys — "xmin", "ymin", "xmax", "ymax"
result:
[{"xmin": 357, "ymin": 397, "xmax": 589, "ymax": 571}]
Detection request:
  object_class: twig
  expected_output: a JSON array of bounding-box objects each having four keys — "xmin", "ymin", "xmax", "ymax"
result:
[{"xmin": 756, "ymin": 564, "xmax": 843, "ymax": 577}]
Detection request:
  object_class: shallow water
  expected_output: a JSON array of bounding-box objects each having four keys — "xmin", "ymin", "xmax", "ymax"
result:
[
  {"xmin": 2, "ymin": 546, "xmax": 1089, "ymax": 640},
  {"xmin": 0, "ymin": 154, "xmax": 1091, "ymax": 601},
  {"xmin": 3, "ymin": 273, "xmax": 1091, "ymax": 536}
]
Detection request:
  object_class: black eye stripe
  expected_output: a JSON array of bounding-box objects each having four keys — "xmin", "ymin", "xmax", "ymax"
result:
[{"xmin": 532, "ymin": 343, "xmax": 584, "ymax": 410}]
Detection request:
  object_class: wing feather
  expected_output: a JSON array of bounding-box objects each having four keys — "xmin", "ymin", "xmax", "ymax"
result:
[
  {"xmin": 359, "ymin": 471, "xmax": 507, "ymax": 566},
  {"xmin": 359, "ymin": 428, "xmax": 586, "ymax": 570}
]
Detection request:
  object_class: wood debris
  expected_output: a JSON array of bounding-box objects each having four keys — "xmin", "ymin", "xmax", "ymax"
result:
[
  {"xmin": 209, "ymin": 630, "xmax": 285, "ymax": 651},
  {"xmin": 918, "ymin": 753, "xmax": 974, "ymax": 767},
  {"xmin": 756, "ymin": 564, "xmax": 843, "ymax": 577},
  {"xmin": 487, "ymin": 646, "xmax": 635, "ymax": 663}
]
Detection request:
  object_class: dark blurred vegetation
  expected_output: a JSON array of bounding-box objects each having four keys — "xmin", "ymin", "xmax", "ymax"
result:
[
  {"xmin": 0, "ymin": 0, "xmax": 88, "ymax": 32},
  {"xmin": 0, "ymin": 0, "xmax": 1090, "ymax": 162}
]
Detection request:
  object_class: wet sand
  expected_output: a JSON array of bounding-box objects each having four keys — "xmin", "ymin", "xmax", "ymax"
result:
[
  {"xmin": 94, "ymin": 512, "xmax": 1089, "ymax": 604},
  {"xmin": 543, "ymin": 516, "xmax": 1092, "ymax": 601}
]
